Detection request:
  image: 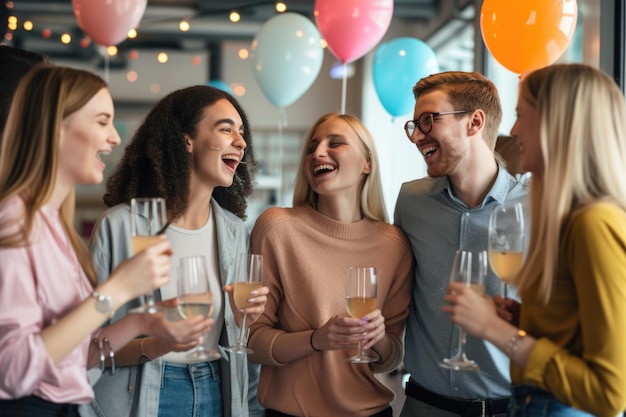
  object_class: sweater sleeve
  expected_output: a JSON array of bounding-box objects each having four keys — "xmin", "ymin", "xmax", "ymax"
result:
[
  {"xmin": 521, "ymin": 204, "xmax": 626, "ymax": 417},
  {"xmin": 248, "ymin": 210, "xmax": 290, "ymax": 366},
  {"xmin": 370, "ymin": 227, "xmax": 414, "ymax": 374}
]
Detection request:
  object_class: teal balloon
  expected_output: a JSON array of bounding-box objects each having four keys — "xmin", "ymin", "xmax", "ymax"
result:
[
  {"xmin": 251, "ymin": 13, "xmax": 323, "ymax": 108},
  {"xmin": 208, "ymin": 79, "xmax": 234, "ymax": 95},
  {"xmin": 373, "ymin": 37, "xmax": 440, "ymax": 117}
]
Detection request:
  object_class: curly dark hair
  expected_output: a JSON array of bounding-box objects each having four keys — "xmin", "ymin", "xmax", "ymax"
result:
[{"xmin": 103, "ymin": 85, "xmax": 257, "ymax": 220}]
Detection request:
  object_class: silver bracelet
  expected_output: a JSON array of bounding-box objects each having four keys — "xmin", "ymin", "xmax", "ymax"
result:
[
  {"xmin": 103, "ymin": 338, "xmax": 115, "ymax": 374},
  {"xmin": 93, "ymin": 337, "xmax": 115, "ymax": 374},
  {"xmin": 93, "ymin": 338, "xmax": 105, "ymax": 371}
]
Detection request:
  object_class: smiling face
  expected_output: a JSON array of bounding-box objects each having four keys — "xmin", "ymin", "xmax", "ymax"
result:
[
  {"xmin": 409, "ymin": 89, "xmax": 472, "ymax": 178},
  {"xmin": 58, "ymin": 87, "xmax": 121, "ymax": 187},
  {"xmin": 510, "ymin": 96, "xmax": 543, "ymax": 175},
  {"xmin": 187, "ymin": 98, "xmax": 246, "ymax": 189},
  {"xmin": 303, "ymin": 117, "xmax": 371, "ymax": 201}
]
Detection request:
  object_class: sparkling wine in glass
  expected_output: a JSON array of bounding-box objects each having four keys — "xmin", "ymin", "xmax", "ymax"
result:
[
  {"xmin": 224, "ymin": 253, "xmax": 263, "ymax": 354},
  {"xmin": 345, "ymin": 266, "xmax": 378, "ymax": 363},
  {"xmin": 130, "ymin": 197, "xmax": 168, "ymax": 313},
  {"xmin": 177, "ymin": 255, "xmax": 220, "ymax": 360},
  {"xmin": 439, "ymin": 250, "xmax": 487, "ymax": 371},
  {"xmin": 488, "ymin": 201, "xmax": 525, "ymax": 298}
]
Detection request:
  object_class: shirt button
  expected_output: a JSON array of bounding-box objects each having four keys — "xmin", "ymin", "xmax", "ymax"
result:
[
  {"xmin": 190, "ymin": 366, "xmax": 197, "ymax": 372},
  {"xmin": 465, "ymin": 212, "xmax": 470, "ymax": 217}
]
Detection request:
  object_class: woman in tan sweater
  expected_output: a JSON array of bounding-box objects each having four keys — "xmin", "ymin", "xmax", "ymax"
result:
[{"xmin": 248, "ymin": 113, "xmax": 413, "ymax": 417}]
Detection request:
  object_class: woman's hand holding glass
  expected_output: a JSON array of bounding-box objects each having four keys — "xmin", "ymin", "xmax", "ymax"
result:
[
  {"xmin": 106, "ymin": 238, "xmax": 172, "ymax": 307},
  {"xmin": 224, "ymin": 254, "xmax": 269, "ymax": 354},
  {"xmin": 176, "ymin": 255, "xmax": 222, "ymax": 360},
  {"xmin": 129, "ymin": 197, "xmax": 170, "ymax": 313}
]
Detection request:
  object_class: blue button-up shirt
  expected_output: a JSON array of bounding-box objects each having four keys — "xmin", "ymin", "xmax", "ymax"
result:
[{"xmin": 394, "ymin": 165, "xmax": 529, "ymax": 399}]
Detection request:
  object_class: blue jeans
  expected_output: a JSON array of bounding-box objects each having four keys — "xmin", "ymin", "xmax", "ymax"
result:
[
  {"xmin": 158, "ymin": 361, "xmax": 223, "ymax": 417},
  {"xmin": 508, "ymin": 386, "xmax": 594, "ymax": 417}
]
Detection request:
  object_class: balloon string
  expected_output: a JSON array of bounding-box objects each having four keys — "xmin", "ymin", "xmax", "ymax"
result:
[
  {"xmin": 104, "ymin": 52, "xmax": 110, "ymax": 83},
  {"xmin": 341, "ymin": 62, "xmax": 347, "ymax": 114},
  {"xmin": 276, "ymin": 107, "xmax": 287, "ymax": 206}
]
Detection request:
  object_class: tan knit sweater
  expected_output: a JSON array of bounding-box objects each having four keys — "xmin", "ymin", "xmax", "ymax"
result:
[{"xmin": 248, "ymin": 205, "xmax": 413, "ymax": 417}]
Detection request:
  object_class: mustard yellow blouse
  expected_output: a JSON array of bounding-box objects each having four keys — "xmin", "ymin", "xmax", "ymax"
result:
[{"xmin": 511, "ymin": 203, "xmax": 626, "ymax": 417}]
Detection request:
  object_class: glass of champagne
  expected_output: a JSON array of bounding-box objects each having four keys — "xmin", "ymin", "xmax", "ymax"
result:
[
  {"xmin": 345, "ymin": 266, "xmax": 378, "ymax": 363},
  {"xmin": 488, "ymin": 201, "xmax": 525, "ymax": 298},
  {"xmin": 177, "ymin": 255, "xmax": 220, "ymax": 360},
  {"xmin": 224, "ymin": 253, "xmax": 263, "ymax": 354},
  {"xmin": 439, "ymin": 250, "xmax": 487, "ymax": 371},
  {"xmin": 130, "ymin": 197, "xmax": 168, "ymax": 313}
]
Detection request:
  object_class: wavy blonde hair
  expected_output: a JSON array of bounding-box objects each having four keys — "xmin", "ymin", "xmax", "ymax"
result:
[
  {"xmin": 292, "ymin": 113, "xmax": 387, "ymax": 222},
  {"xmin": 0, "ymin": 65, "xmax": 104, "ymax": 287},
  {"xmin": 512, "ymin": 64, "xmax": 626, "ymax": 303}
]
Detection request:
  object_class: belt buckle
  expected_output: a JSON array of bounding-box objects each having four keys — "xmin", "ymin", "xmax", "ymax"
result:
[{"xmin": 472, "ymin": 399, "xmax": 486, "ymax": 417}]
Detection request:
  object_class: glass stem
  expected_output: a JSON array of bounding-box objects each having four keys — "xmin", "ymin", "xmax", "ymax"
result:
[
  {"xmin": 458, "ymin": 328, "xmax": 467, "ymax": 359},
  {"xmin": 238, "ymin": 314, "xmax": 248, "ymax": 346},
  {"xmin": 503, "ymin": 282, "xmax": 508, "ymax": 299}
]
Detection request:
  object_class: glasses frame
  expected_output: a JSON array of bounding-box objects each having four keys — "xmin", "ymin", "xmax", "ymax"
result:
[{"xmin": 404, "ymin": 110, "xmax": 471, "ymax": 138}]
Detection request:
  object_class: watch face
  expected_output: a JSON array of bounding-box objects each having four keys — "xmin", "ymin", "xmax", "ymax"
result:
[{"xmin": 94, "ymin": 293, "xmax": 113, "ymax": 315}]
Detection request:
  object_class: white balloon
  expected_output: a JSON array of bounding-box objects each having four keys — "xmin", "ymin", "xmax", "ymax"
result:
[{"xmin": 251, "ymin": 13, "xmax": 324, "ymax": 108}]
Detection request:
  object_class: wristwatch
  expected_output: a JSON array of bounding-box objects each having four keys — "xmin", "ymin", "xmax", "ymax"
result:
[{"xmin": 92, "ymin": 291, "xmax": 114, "ymax": 317}]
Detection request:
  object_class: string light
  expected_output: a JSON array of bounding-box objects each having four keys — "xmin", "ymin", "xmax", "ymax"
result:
[
  {"xmin": 127, "ymin": 71, "xmax": 138, "ymax": 82},
  {"xmin": 106, "ymin": 46, "xmax": 118, "ymax": 56},
  {"xmin": 238, "ymin": 48, "xmax": 249, "ymax": 60},
  {"xmin": 128, "ymin": 29, "xmax": 137, "ymax": 39},
  {"xmin": 157, "ymin": 52, "xmax": 168, "ymax": 63},
  {"xmin": 179, "ymin": 21, "xmax": 190, "ymax": 32},
  {"xmin": 229, "ymin": 11, "xmax": 240, "ymax": 23},
  {"xmin": 276, "ymin": 2, "xmax": 287, "ymax": 13},
  {"xmin": 60, "ymin": 33, "xmax": 71, "ymax": 44},
  {"xmin": 23, "ymin": 21, "xmax": 33, "ymax": 31}
]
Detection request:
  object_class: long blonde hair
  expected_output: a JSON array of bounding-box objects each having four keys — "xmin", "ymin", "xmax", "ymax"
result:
[
  {"xmin": 292, "ymin": 113, "xmax": 388, "ymax": 222},
  {"xmin": 0, "ymin": 65, "xmax": 105, "ymax": 286},
  {"xmin": 512, "ymin": 64, "xmax": 626, "ymax": 303}
]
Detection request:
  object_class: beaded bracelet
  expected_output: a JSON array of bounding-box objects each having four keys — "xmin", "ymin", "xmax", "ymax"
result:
[
  {"xmin": 310, "ymin": 329, "xmax": 321, "ymax": 352},
  {"xmin": 506, "ymin": 329, "xmax": 527, "ymax": 359}
]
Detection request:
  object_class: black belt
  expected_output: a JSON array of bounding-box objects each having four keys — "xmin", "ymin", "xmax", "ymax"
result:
[
  {"xmin": 405, "ymin": 378, "xmax": 509, "ymax": 416},
  {"xmin": 266, "ymin": 406, "xmax": 392, "ymax": 417}
]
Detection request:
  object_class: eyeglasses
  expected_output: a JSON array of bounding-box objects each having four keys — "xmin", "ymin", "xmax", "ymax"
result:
[{"xmin": 404, "ymin": 110, "xmax": 471, "ymax": 138}]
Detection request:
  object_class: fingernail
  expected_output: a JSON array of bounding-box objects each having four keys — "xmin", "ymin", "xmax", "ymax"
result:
[
  {"xmin": 359, "ymin": 318, "xmax": 369, "ymax": 326},
  {"xmin": 251, "ymin": 290, "xmax": 258, "ymax": 295}
]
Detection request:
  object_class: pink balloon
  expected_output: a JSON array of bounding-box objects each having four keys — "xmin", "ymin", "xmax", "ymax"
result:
[
  {"xmin": 72, "ymin": 0, "xmax": 147, "ymax": 46},
  {"xmin": 314, "ymin": 0, "xmax": 393, "ymax": 64}
]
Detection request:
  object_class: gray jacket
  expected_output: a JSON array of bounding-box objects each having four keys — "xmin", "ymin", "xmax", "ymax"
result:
[{"xmin": 79, "ymin": 200, "xmax": 262, "ymax": 417}]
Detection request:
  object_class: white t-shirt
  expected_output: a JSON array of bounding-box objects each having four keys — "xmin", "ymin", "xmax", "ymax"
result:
[{"xmin": 160, "ymin": 210, "xmax": 224, "ymax": 363}]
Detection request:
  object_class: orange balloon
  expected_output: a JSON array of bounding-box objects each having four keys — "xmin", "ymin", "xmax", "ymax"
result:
[{"xmin": 480, "ymin": 0, "xmax": 578, "ymax": 74}]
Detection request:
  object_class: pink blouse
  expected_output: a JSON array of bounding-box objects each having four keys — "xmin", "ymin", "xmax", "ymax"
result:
[{"xmin": 0, "ymin": 197, "xmax": 94, "ymax": 403}]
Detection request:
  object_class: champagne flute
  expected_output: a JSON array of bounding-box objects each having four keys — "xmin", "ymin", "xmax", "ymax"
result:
[
  {"xmin": 177, "ymin": 255, "xmax": 221, "ymax": 360},
  {"xmin": 439, "ymin": 250, "xmax": 487, "ymax": 371},
  {"xmin": 345, "ymin": 266, "xmax": 378, "ymax": 363},
  {"xmin": 488, "ymin": 201, "xmax": 525, "ymax": 298},
  {"xmin": 130, "ymin": 197, "xmax": 168, "ymax": 313},
  {"xmin": 224, "ymin": 253, "xmax": 263, "ymax": 354}
]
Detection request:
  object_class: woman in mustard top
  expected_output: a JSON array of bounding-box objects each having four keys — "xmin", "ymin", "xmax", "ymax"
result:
[{"xmin": 443, "ymin": 63, "xmax": 626, "ymax": 417}]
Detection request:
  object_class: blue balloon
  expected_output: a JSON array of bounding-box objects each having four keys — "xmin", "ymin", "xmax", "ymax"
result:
[
  {"xmin": 207, "ymin": 79, "xmax": 234, "ymax": 95},
  {"xmin": 251, "ymin": 13, "xmax": 324, "ymax": 108},
  {"xmin": 373, "ymin": 37, "xmax": 440, "ymax": 117}
]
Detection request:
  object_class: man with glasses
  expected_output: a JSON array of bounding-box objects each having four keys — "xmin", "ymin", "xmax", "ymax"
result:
[{"xmin": 394, "ymin": 71, "xmax": 529, "ymax": 417}]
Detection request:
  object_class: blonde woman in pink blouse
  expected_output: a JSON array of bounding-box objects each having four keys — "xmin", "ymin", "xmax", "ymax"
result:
[{"xmin": 0, "ymin": 65, "xmax": 211, "ymax": 416}]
